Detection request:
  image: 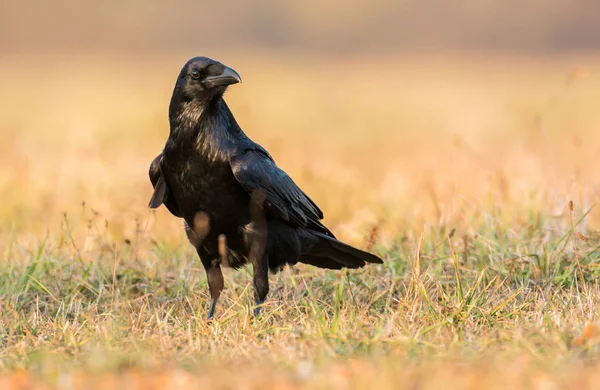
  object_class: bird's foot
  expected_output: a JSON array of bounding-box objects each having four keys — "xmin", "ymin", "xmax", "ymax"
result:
[
  {"xmin": 207, "ymin": 300, "xmax": 217, "ymax": 321},
  {"xmin": 253, "ymin": 300, "xmax": 264, "ymax": 317}
]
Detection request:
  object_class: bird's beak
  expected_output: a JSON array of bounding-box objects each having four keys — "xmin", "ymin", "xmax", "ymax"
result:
[{"xmin": 204, "ymin": 66, "xmax": 242, "ymax": 88}]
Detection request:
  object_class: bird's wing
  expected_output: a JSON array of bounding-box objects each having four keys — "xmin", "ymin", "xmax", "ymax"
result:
[
  {"xmin": 149, "ymin": 154, "xmax": 167, "ymax": 208},
  {"xmin": 148, "ymin": 153, "xmax": 183, "ymax": 217},
  {"xmin": 230, "ymin": 146, "xmax": 334, "ymax": 237}
]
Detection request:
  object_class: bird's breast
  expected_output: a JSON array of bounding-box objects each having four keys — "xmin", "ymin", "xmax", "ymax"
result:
[{"xmin": 162, "ymin": 149, "xmax": 251, "ymax": 228}]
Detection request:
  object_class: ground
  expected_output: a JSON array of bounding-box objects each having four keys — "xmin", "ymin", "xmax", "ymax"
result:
[{"xmin": 0, "ymin": 52, "xmax": 599, "ymax": 389}]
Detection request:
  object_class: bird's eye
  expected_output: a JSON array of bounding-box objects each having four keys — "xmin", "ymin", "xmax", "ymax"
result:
[{"xmin": 190, "ymin": 71, "xmax": 201, "ymax": 80}]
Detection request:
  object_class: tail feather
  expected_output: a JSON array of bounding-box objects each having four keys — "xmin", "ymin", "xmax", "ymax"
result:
[
  {"xmin": 299, "ymin": 231, "xmax": 383, "ymax": 270},
  {"xmin": 298, "ymin": 254, "xmax": 344, "ymax": 270}
]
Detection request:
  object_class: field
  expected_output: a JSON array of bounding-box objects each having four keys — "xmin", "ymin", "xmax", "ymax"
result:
[{"xmin": 1, "ymin": 52, "xmax": 600, "ymax": 389}]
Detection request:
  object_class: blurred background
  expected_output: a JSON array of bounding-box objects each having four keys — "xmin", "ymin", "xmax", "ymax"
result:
[
  {"xmin": 1, "ymin": 0, "xmax": 599, "ymax": 248},
  {"xmin": 2, "ymin": 3, "xmax": 600, "ymax": 387},
  {"xmin": 3, "ymin": 0, "xmax": 600, "ymax": 53}
]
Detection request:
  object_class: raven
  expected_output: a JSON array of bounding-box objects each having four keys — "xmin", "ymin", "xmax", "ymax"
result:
[{"xmin": 149, "ymin": 56, "xmax": 383, "ymax": 319}]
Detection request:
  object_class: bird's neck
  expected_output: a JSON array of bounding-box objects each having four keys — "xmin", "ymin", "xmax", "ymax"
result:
[{"xmin": 167, "ymin": 96, "xmax": 244, "ymax": 160}]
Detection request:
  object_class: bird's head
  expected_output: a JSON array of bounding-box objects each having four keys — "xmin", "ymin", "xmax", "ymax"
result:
[{"xmin": 174, "ymin": 56, "xmax": 242, "ymax": 102}]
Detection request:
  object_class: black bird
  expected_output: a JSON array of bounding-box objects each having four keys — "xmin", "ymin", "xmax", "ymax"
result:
[{"xmin": 149, "ymin": 56, "xmax": 383, "ymax": 319}]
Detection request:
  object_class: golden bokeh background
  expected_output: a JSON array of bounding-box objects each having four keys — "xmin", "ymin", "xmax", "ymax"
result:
[{"xmin": 1, "ymin": 2, "xmax": 600, "ymax": 388}]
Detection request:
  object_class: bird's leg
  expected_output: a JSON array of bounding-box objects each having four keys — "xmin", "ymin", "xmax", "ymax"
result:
[
  {"xmin": 248, "ymin": 189, "xmax": 269, "ymax": 317},
  {"xmin": 186, "ymin": 217, "xmax": 221, "ymax": 319},
  {"xmin": 251, "ymin": 255, "xmax": 269, "ymax": 317},
  {"xmin": 205, "ymin": 264, "xmax": 224, "ymax": 320}
]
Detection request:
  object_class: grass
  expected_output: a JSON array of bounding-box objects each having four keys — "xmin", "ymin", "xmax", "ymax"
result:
[{"xmin": 0, "ymin": 52, "xmax": 600, "ymax": 388}]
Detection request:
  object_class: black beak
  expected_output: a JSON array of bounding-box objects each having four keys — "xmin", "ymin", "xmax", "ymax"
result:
[{"xmin": 204, "ymin": 66, "xmax": 242, "ymax": 88}]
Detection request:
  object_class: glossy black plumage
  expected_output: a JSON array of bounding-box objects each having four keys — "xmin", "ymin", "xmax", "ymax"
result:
[{"xmin": 149, "ymin": 56, "xmax": 383, "ymax": 318}]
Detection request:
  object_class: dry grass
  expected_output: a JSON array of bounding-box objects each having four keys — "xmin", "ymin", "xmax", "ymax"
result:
[{"xmin": 1, "ymin": 52, "xmax": 600, "ymax": 389}]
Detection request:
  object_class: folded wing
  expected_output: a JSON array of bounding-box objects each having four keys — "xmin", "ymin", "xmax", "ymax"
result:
[{"xmin": 230, "ymin": 145, "xmax": 334, "ymax": 237}]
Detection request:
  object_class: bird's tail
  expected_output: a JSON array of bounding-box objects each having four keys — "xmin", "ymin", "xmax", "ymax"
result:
[{"xmin": 298, "ymin": 231, "xmax": 383, "ymax": 270}]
